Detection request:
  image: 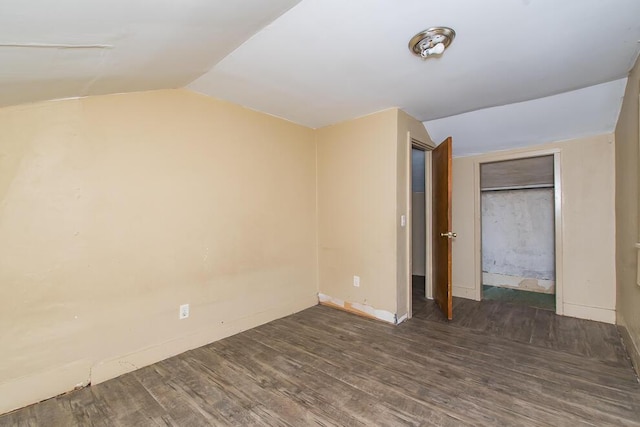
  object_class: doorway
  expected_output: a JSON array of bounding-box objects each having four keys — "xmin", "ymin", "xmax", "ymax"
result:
[
  {"xmin": 479, "ymin": 154, "xmax": 559, "ymax": 312},
  {"xmin": 406, "ymin": 135, "xmax": 453, "ymax": 321},
  {"xmin": 406, "ymin": 135, "xmax": 434, "ymax": 320},
  {"xmin": 411, "ymin": 147, "xmax": 428, "ymax": 315}
]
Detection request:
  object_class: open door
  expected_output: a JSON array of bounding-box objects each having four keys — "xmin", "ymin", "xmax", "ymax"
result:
[{"xmin": 432, "ymin": 137, "xmax": 454, "ymax": 320}]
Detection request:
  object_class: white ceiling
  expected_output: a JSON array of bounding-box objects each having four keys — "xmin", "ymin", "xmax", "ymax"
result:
[
  {"xmin": 190, "ymin": 0, "xmax": 640, "ymax": 128},
  {"xmin": 426, "ymin": 78, "xmax": 627, "ymax": 157},
  {"xmin": 0, "ymin": 0, "xmax": 300, "ymax": 108},
  {"xmin": 1, "ymin": 0, "xmax": 640, "ymax": 154}
]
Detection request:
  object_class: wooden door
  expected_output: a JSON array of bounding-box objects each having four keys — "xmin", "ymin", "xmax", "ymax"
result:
[{"xmin": 432, "ymin": 137, "xmax": 453, "ymax": 320}]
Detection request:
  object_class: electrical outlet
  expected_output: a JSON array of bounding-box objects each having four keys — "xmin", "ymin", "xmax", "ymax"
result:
[
  {"xmin": 179, "ymin": 303, "xmax": 189, "ymax": 319},
  {"xmin": 353, "ymin": 275, "xmax": 360, "ymax": 287}
]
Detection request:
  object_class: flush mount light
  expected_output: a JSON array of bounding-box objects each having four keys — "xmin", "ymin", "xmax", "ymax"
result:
[{"xmin": 408, "ymin": 27, "xmax": 455, "ymax": 59}]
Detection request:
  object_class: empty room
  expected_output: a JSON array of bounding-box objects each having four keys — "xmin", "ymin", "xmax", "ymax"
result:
[{"xmin": 1, "ymin": 0, "xmax": 640, "ymax": 425}]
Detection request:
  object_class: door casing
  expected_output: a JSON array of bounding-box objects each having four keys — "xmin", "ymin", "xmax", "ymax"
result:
[
  {"xmin": 405, "ymin": 132, "xmax": 436, "ymax": 320},
  {"xmin": 473, "ymin": 148, "xmax": 564, "ymax": 315}
]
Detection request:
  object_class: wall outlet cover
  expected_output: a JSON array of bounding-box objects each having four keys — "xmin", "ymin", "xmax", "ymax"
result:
[{"xmin": 179, "ymin": 303, "xmax": 189, "ymax": 319}]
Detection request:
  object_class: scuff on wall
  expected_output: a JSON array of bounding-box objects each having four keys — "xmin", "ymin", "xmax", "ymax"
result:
[
  {"xmin": 318, "ymin": 293, "xmax": 397, "ymax": 324},
  {"xmin": 482, "ymin": 272, "xmax": 555, "ymax": 294}
]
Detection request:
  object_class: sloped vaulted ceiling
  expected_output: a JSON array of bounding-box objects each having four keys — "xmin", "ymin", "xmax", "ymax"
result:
[
  {"xmin": 189, "ymin": 0, "xmax": 640, "ymax": 128},
  {"xmin": 1, "ymin": 0, "xmax": 639, "ymax": 155},
  {"xmin": 0, "ymin": 0, "xmax": 301, "ymax": 107}
]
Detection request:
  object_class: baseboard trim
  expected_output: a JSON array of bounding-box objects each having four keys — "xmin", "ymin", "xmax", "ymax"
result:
[
  {"xmin": 318, "ymin": 293, "xmax": 396, "ymax": 324},
  {"xmin": 0, "ymin": 360, "xmax": 91, "ymax": 415},
  {"xmin": 617, "ymin": 319, "xmax": 640, "ymax": 378},
  {"xmin": 562, "ymin": 303, "xmax": 615, "ymax": 324},
  {"xmin": 91, "ymin": 295, "xmax": 318, "ymax": 385},
  {"xmin": 0, "ymin": 295, "xmax": 318, "ymax": 416},
  {"xmin": 452, "ymin": 286, "xmax": 477, "ymax": 300}
]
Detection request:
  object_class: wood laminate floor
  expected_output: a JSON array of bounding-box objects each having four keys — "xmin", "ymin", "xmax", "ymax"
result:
[
  {"xmin": 412, "ymin": 276, "xmax": 631, "ymax": 366},
  {"xmin": 2, "ymin": 300, "xmax": 639, "ymax": 426}
]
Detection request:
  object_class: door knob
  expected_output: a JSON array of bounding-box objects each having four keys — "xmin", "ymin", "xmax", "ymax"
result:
[{"xmin": 440, "ymin": 231, "xmax": 457, "ymax": 238}]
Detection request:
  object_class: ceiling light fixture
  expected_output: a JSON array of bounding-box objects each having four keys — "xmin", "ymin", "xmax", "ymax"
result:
[{"xmin": 408, "ymin": 27, "xmax": 455, "ymax": 59}]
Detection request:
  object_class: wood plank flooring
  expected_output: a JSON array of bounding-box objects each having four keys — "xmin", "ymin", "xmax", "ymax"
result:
[
  {"xmin": 412, "ymin": 276, "xmax": 631, "ymax": 366},
  {"xmin": 420, "ymin": 298, "xmax": 631, "ymax": 366},
  {"xmin": 2, "ymin": 301, "xmax": 639, "ymax": 426}
]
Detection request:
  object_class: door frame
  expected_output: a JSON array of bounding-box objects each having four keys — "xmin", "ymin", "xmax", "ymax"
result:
[
  {"xmin": 473, "ymin": 148, "xmax": 564, "ymax": 315},
  {"xmin": 405, "ymin": 132, "xmax": 436, "ymax": 319}
]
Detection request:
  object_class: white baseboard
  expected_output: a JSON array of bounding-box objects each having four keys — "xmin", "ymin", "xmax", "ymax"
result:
[
  {"xmin": 452, "ymin": 286, "xmax": 478, "ymax": 300},
  {"xmin": 453, "ymin": 287, "xmax": 614, "ymax": 325},
  {"xmin": 562, "ymin": 303, "xmax": 615, "ymax": 324},
  {"xmin": 617, "ymin": 314, "xmax": 640, "ymax": 377},
  {"xmin": 0, "ymin": 360, "xmax": 91, "ymax": 415}
]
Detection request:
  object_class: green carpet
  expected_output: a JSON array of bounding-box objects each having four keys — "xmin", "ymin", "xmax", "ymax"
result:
[{"xmin": 482, "ymin": 285, "xmax": 555, "ymax": 311}]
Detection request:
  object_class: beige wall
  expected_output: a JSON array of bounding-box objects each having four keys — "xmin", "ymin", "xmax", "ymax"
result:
[
  {"xmin": 0, "ymin": 89, "xmax": 318, "ymax": 413},
  {"xmin": 316, "ymin": 109, "xmax": 431, "ymax": 322},
  {"xmin": 316, "ymin": 109, "xmax": 398, "ymax": 317},
  {"xmin": 615, "ymin": 55, "xmax": 640, "ymax": 369},
  {"xmin": 1, "ymin": 79, "xmax": 624, "ymax": 414},
  {"xmin": 452, "ymin": 134, "xmax": 617, "ymax": 323},
  {"xmin": 396, "ymin": 110, "xmax": 433, "ymax": 318}
]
